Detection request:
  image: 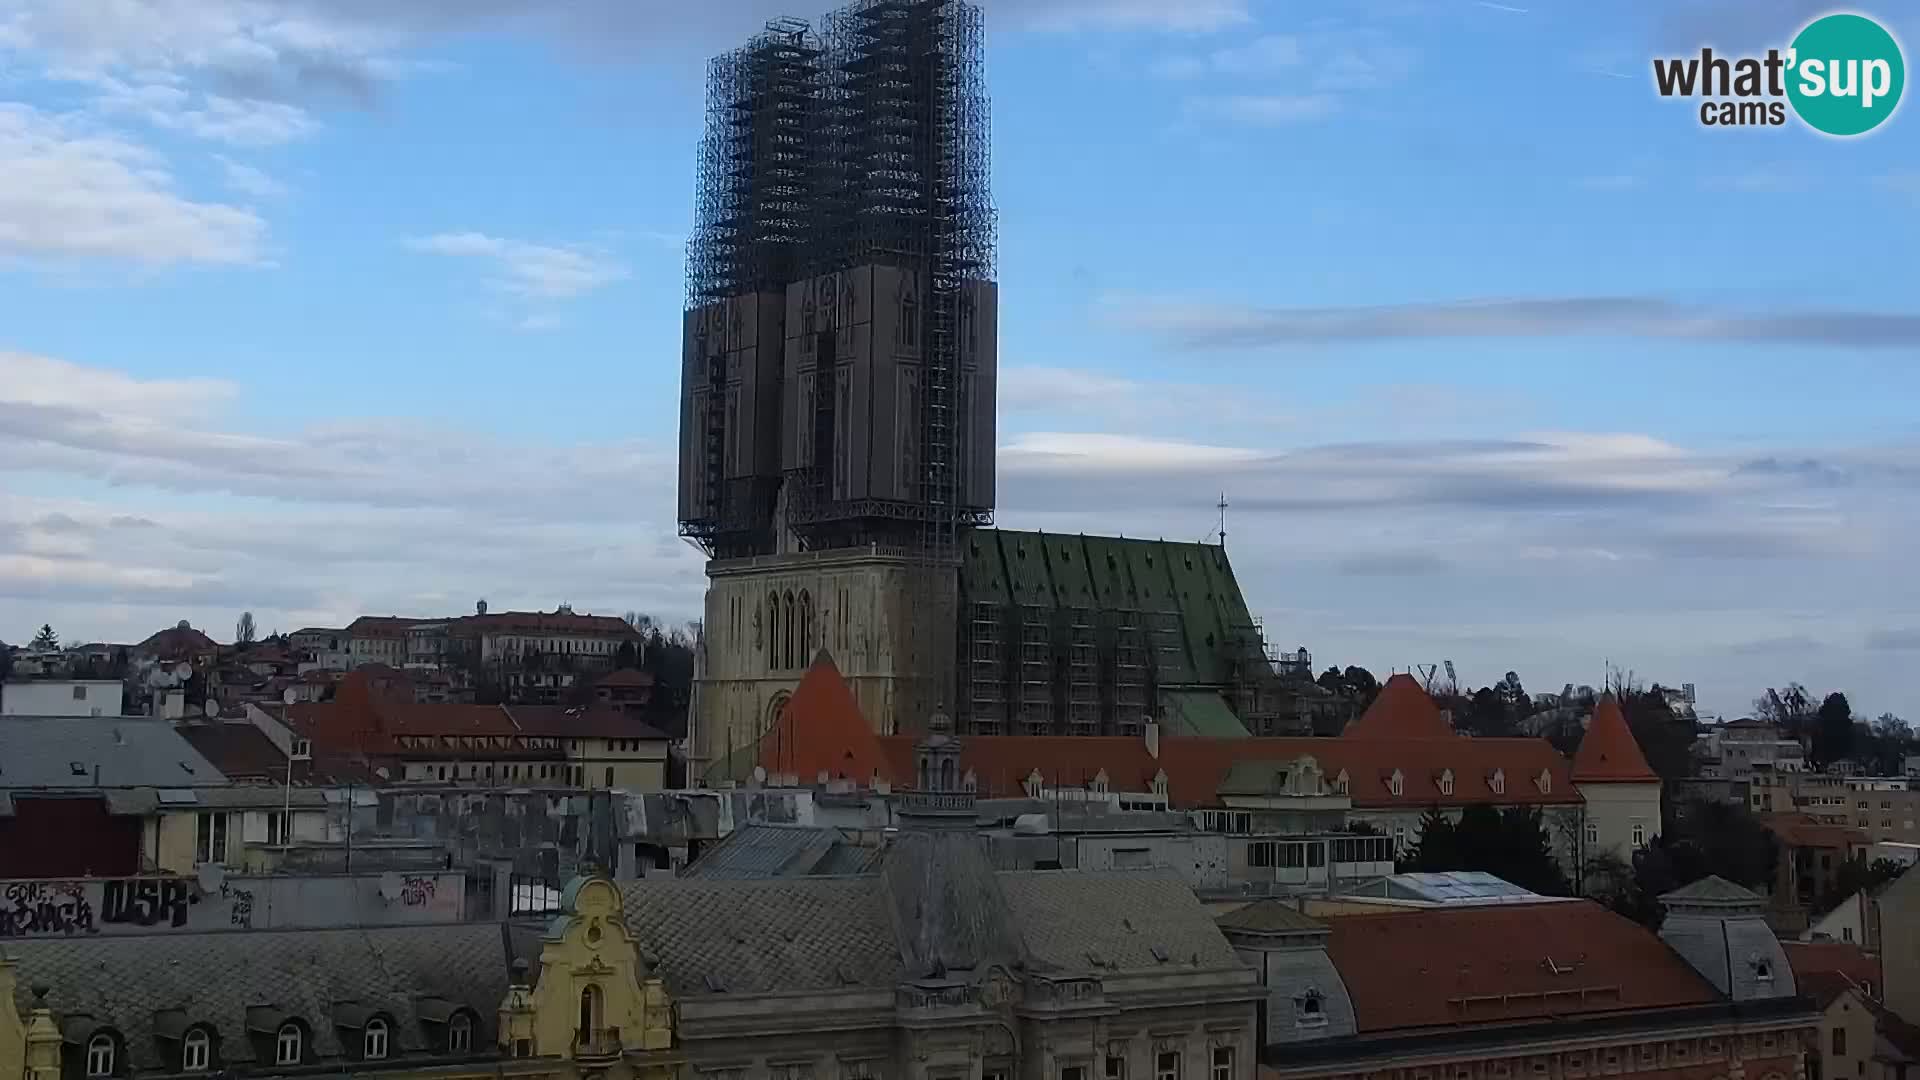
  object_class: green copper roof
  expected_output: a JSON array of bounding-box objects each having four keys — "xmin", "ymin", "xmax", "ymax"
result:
[{"xmin": 1163, "ymin": 689, "xmax": 1252, "ymax": 739}]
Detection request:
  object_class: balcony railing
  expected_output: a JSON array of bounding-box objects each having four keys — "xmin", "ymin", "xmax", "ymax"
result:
[
  {"xmin": 899, "ymin": 790, "xmax": 977, "ymax": 816},
  {"xmin": 572, "ymin": 1028, "xmax": 622, "ymax": 1063}
]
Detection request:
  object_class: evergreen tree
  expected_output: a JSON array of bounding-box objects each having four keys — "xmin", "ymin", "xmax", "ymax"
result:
[{"xmin": 30, "ymin": 623, "xmax": 58, "ymax": 650}]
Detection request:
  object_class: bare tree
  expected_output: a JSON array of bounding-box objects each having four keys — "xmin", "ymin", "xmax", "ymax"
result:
[{"xmin": 235, "ymin": 611, "xmax": 257, "ymax": 645}]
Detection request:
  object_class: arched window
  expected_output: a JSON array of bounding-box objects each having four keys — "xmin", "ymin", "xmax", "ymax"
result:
[
  {"xmin": 766, "ymin": 591, "xmax": 780, "ymax": 670},
  {"xmin": 363, "ymin": 1019, "xmax": 389, "ymax": 1060},
  {"xmin": 799, "ymin": 590, "xmax": 814, "ymax": 667},
  {"xmin": 275, "ymin": 1023, "xmax": 303, "ymax": 1065},
  {"xmin": 182, "ymin": 1029, "xmax": 211, "ymax": 1072},
  {"xmin": 782, "ymin": 591, "xmax": 796, "ymax": 670},
  {"xmin": 86, "ymin": 1034, "xmax": 116, "ymax": 1078},
  {"xmin": 448, "ymin": 1014, "xmax": 473, "ymax": 1053},
  {"xmin": 939, "ymin": 757, "xmax": 957, "ymax": 790},
  {"xmin": 578, "ymin": 984, "xmax": 602, "ymax": 1042}
]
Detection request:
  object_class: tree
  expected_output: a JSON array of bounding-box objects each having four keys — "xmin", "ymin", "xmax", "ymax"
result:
[
  {"xmin": 1755, "ymin": 683, "xmax": 1816, "ymax": 737},
  {"xmin": 1402, "ymin": 804, "xmax": 1568, "ymax": 895},
  {"xmin": 1814, "ymin": 692, "xmax": 1855, "ymax": 767},
  {"xmin": 235, "ymin": 611, "xmax": 257, "ymax": 645},
  {"xmin": 29, "ymin": 624, "xmax": 58, "ymax": 650},
  {"xmin": 1457, "ymin": 685, "xmax": 1518, "ymax": 738},
  {"xmin": 1821, "ymin": 856, "xmax": 1906, "ymax": 912},
  {"xmin": 1494, "ymin": 671, "xmax": 1527, "ymax": 710},
  {"xmin": 614, "ymin": 640, "xmax": 639, "ymax": 669}
]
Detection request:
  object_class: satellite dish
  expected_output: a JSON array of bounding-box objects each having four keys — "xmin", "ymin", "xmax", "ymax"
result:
[
  {"xmin": 751, "ymin": 765, "xmax": 768, "ymax": 785},
  {"xmin": 378, "ymin": 872, "xmax": 403, "ymax": 902},
  {"xmin": 283, "ymin": 688, "xmax": 298, "ymax": 705},
  {"xmin": 196, "ymin": 862, "xmax": 225, "ymax": 893},
  {"xmin": 175, "ymin": 663, "xmax": 193, "ymax": 678}
]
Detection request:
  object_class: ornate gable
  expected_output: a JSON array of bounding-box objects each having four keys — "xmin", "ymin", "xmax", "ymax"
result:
[{"xmin": 530, "ymin": 878, "xmax": 673, "ymax": 1059}]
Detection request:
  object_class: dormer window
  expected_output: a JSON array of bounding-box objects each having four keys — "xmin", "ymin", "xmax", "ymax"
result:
[
  {"xmin": 1387, "ymin": 770, "xmax": 1404, "ymax": 797},
  {"xmin": 1334, "ymin": 770, "xmax": 1349, "ymax": 795},
  {"xmin": 1536, "ymin": 769, "xmax": 1552, "ymax": 794},
  {"xmin": 1294, "ymin": 990, "xmax": 1328, "ymax": 1028},
  {"xmin": 364, "ymin": 1018, "xmax": 389, "ymax": 1060},
  {"xmin": 86, "ymin": 1033, "xmax": 116, "ymax": 1078},
  {"xmin": 1489, "ymin": 769, "xmax": 1505, "ymax": 795},
  {"xmin": 182, "ymin": 1029, "xmax": 211, "ymax": 1072},
  {"xmin": 1753, "ymin": 958, "xmax": 1774, "ymax": 982},
  {"xmin": 1438, "ymin": 769, "xmax": 1454, "ymax": 796},
  {"xmin": 1025, "ymin": 770, "xmax": 1045, "ymax": 799},
  {"xmin": 448, "ymin": 1014, "xmax": 473, "ymax": 1053},
  {"xmin": 275, "ymin": 1023, "xmax": 303, "ymax": 1065}
]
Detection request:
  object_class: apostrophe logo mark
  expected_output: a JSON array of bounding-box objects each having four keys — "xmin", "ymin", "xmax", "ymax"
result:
[{"xmin": 1785, "ymin": 13, "xmax": 1905, "ymax": 136}]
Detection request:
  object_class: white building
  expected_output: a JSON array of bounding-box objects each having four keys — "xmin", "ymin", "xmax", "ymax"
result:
[{"xmin": 0, "ymin": 679, "xmax": 126, "ymax": 717}]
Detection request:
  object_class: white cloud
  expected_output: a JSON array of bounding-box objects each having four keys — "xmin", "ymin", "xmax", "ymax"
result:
[
  {"xmin": 1155, "ymin": 35, "xmax": 1301, "ymax": 79},
  {"xmin": 1196, "ymin": 94, "xmax": 1339, "ymax": 125},
  {"xmin": 0, "ymin": 352, "xmax": 238, "ymax": 419},
  {"xmin": 407, "ymin": 231, "xmax": 630, "ymax": 300},
  {"xmin": 214, "ymin": 154, "xmax": 287, "ymax": 198},
  {"xmin": 0, "ymin": 104, "xmax": 266, "ymax": 265}
]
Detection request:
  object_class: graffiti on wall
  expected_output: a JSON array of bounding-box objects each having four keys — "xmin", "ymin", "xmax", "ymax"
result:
[
  {"xmin": 399, "ymin": 876, "xmax": 436, "ymax": 906},
  {"xmin": 101, "ymin": 878, "xmax": 193, "ymax": 928},
  {"xmin": 0, "ymin": 881, "xmax": 96, "ymax": 937},
  {"xmin": 221, "ymin": 881, "xmax": 255, "ymax": 929}
]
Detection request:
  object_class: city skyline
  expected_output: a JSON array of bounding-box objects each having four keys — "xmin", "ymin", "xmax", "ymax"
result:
[{"xmin": 3, "ymin": 0, "xmax": 1919, "ymax": 721}]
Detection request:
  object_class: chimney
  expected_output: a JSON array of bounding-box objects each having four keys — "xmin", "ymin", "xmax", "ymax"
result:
[{"xmin": 1144, "ymin": 721, "xmax": 1160, "ymax": 760}]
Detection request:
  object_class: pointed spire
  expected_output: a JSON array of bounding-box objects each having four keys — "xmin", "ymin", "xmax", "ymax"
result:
[
  {"xmin": 1572, "ymin": 692, "xmax": 1658, "ymax": 783},
  {"xmin": 1342, "ymin": 673, "xmax": 1455, "ymax": 739}
]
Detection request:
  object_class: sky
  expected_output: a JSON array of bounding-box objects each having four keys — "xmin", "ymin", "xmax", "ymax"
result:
[{"xmin": 2, "ymin": 0, "xmax": 1918, "ymax": 723}]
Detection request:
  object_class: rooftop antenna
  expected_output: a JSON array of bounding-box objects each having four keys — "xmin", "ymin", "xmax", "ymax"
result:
[{"xmin": 1216, "ymin": 493, "xmax": 1229, "ymax": 549}]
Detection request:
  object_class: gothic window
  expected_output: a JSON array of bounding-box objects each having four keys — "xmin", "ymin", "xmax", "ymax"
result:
[
  {"xmin": 766, "ymin": 591, "xmax": 780, "ymax": 670},
  {"xmin": 800, "ymin": 591, "xmax": 815, "ymax": 667},
  {"xmin": 783, "ymin": 591, "xmax": 797, "ymax": 670}
]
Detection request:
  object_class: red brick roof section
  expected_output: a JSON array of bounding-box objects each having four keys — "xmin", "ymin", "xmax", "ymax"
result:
[
  {"xmin": 1571, "ymin": 693, "xmax": 1660, "ymax": 783},
  {"xmin": 176, "ymin": 722, "xmax": 289, "ymax": 780},
  {"xmin": 1325, "ymin": 901, "xmax": 1720, "ymax": 1034},
  {"xmin": 1784, "ymin": 941, "xmax": 1882, "ymax": 989},
  {"xmin": 876, "ymin": 735, "xmax": 1160, "ymax": 798},
  {"xmin": 510, "ymin": 706, "xmax": 669, "ymax": 742},
  {"xmin": 758, "ymin": 653, "xmax": 889, "ymax": 783},
  {"xmin": 1764, "ymin": 813, "xmax": 1871, "ymax": 850},
  {"xmin": 1341, "ymin": 673, "xmax": 1456, "ymax": 739}
]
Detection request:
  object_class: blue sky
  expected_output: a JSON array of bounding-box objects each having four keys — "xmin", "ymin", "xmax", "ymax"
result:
[{"xmin": 2, "ymin": 0, "xmax": 1918, "ymax": 722}]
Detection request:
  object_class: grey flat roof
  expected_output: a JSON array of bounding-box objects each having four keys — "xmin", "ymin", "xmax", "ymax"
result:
[{"xmin": 0, "ymin": 716, "xmax": 229, "ymax": 788}]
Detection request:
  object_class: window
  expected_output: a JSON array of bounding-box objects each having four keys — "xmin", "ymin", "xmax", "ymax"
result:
[
  {"xmin": 266, "ymin": 811, "xmax": 289, "ymax": 845},
  {"xmin": 1156, "ymin": 1052, "xmax": 1180, "ymax": 1080},
  {"xmin": 1585, "ymin": 823, "xmax": 1600, "ymax": 845},
  {"xmin": 1538, "ymin": 771, "xmax": 1552, "ymax": 794},
  {"xmin": 1755, "ymin": 960, "xmax": 1774, "ymax": 982},
  {"xmin": 1106, "ymin": 1057, "xmax": 1126, "ymax": 1080},
  {"xmin": 275, "ymin": 1025, "xmax": 302, "ymax": 1065},
  {"xmin": 1297, "ymin": 992, "xmax": 1326, "ymax": 1027},
  {"xmin": 448, "ymin": 1014, "xmax": 473, "ymax": 1053},
  {"xmin": 1438, "ymin": 771, "xmax": 1454, "ymax": 796},
  {"xmin": 74, "ymin": 684, "xmax": 88, "ymax": 700},
  {"xmin": 1063, "ymin": 1067, "xmax": 1088, "ymax": 1080},
  {"xmin": 578, "ymin": 984, "xmax": 602, "ymax": 1041},
  {"xmin": 605, "ymin": 767, "xmax": 614, "ymax": 786},
  {"xmin": 182, "ymin": 1029, "xmax": 211, "ymax": 1072},
  {"xmin": 1211, "ymin": 1048, "xmax": 1234, "ymax": 1080},
  {"xmin": 1833, "ymin": 1028, "xmax": 1847, "ymax": 1056},
  {"xmin": 364, "ymin": 1019, "xmax": 389, "ymax": 1060},
  {"xmin": 1632, "ymin": 823, "xmax": 1646, "ymax": 847},
  {"xmin": 86, "ymin": 1034, "xmax": 116, "ymax": 1077},
  {"xmin": 1388, "ymin": 771, "xmax": 1403, "ymax": 797},
  {"xmin": 195, "ymin": 812, "xmax": 228, "ymax": 864},
  {"xmin": 1489, "ymin": 769, "xmax": 1505, "ymax": 795}
]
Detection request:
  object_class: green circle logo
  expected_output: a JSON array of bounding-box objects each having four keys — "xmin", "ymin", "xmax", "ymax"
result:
[{"xmin": 1786, "ymin": 13, "xmax": 1905, "ymax": 136}]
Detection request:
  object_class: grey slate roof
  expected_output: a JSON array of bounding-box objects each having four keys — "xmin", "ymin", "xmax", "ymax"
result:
[
  {"xmin": 2, "ymin": 923, "xmax": 519, "ymax": 1072},
  {"xmin": 622, "ymin": 856, "xmax": 1240, "ymax": 997},
  {"xmin": 0, "ymin": 717, "xmax": 228, "ymax": 789},
  {"xmin": 682, "ymin": 824, "xmax": 883, "ymax": 880}
]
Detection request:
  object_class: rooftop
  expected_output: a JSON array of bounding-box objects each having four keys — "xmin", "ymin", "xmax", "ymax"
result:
[
  {"xmin": 0, "ymin": 717, "xmax": 229, "ymax": 789},
  {"xmin": 1341, "ymin": 674, "xmax": 1455, "ymax": 739},
  {"xmin": 1325, "ymin": 900, "xmax": 1720, "ymax": 1033},
  {"xmin": 1572, "ymin": 693, "xmax": 1660, "ymax": 784}
]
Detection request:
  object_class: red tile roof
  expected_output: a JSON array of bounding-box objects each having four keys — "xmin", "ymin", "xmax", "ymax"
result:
[
  {"xmin": 136, "ymin": 622, "xmax": 219, "ymax": 658},
  {"xmin": 758, "ymin": 652, "xmax": 890, "ymax": 783},
  {"xmin": 596, "ymin": 668, "xmax": 655, "ymax": 688},
  {"xmin": 456, "ymin": 610, "xmax": 639, "ymax": 638},
  {"xmin": 344, "ymin": 616, "xmax": 427, "ymax": 638},
  {"xmin": 1572, "ymin": 693, "xmax": 1659, "ymax": 783},
  {"xmin": 1342, "ymin": 673, "xmax": 1455, "ymax": 739},
  {"xmin": 1157, "ymin": 735, "xmax": 1578, "ymax": 809},
  {"xmin": 175, "ymin": 721, "xmax": 289, "ymax": 780},
  {"xmin": 1784, "ymin": 941, "xmax": 1882, "ymax": 990},
  {"xmin": 509, "ymin": 705, "xmax": 668, "ymax": 742},
  {"xmin": 878, "ymin": 735, "xmax": 1161, "ymax": 798},
  {"xmin": 1325, "ymin": 901, "xmax": 1719, "ymax": 1033},
  {"xmin": 1764, "ymin": 813, "xmax": 1871, "ymax": 850}
]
